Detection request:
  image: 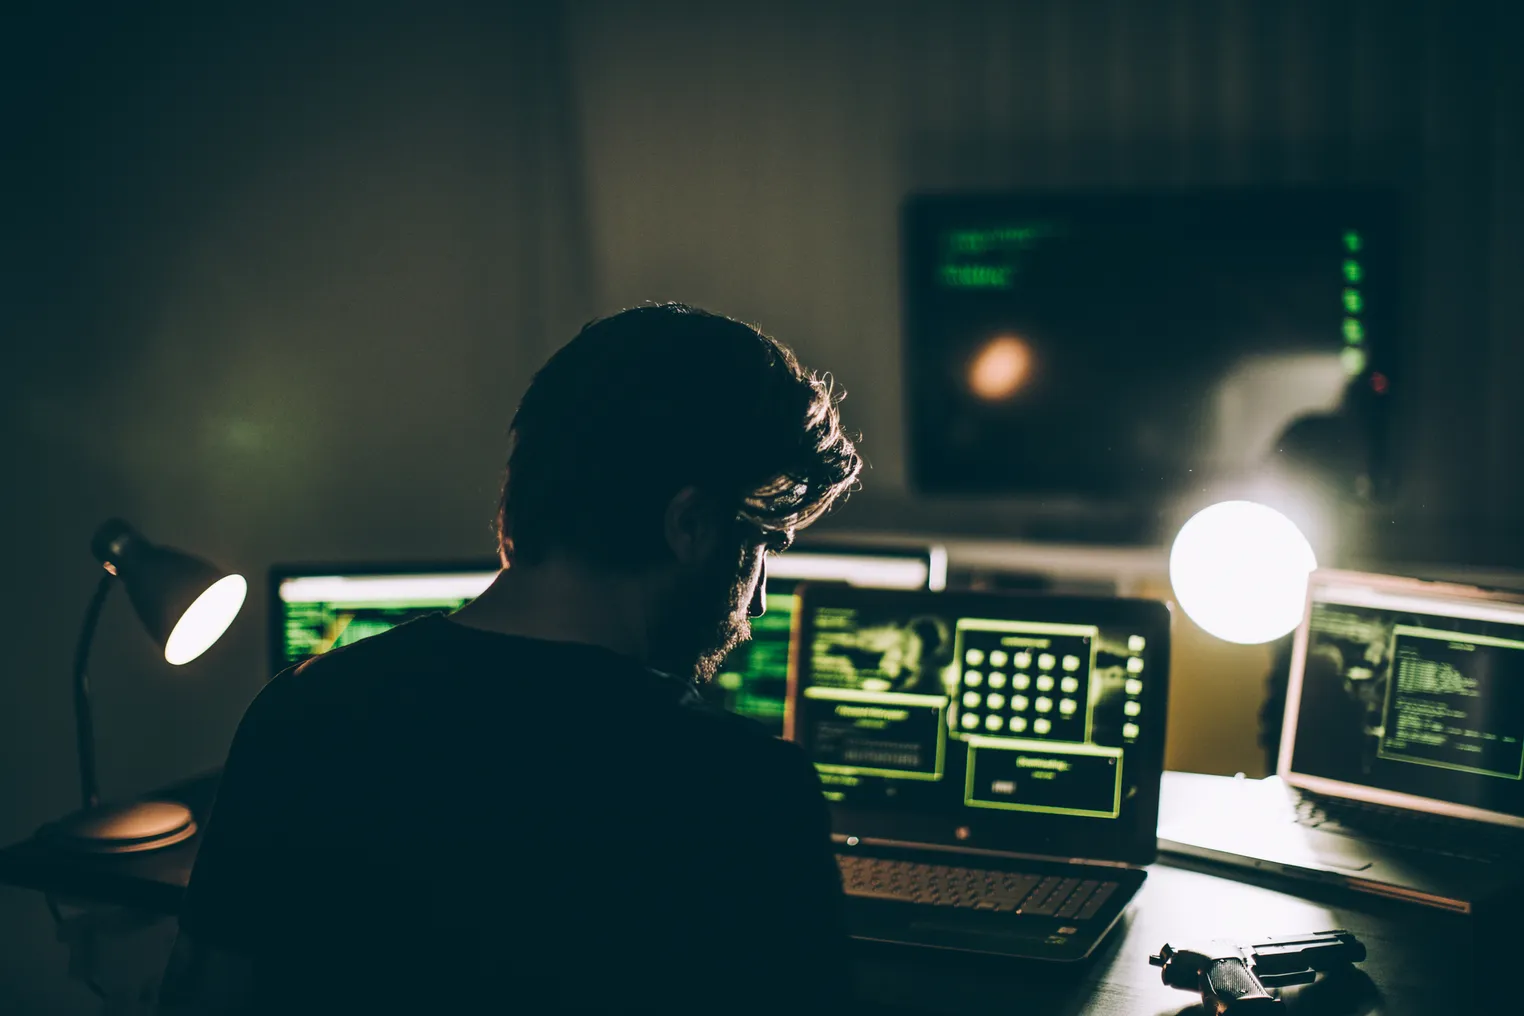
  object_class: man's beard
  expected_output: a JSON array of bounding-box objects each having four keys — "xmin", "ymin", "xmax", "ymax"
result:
[
  {"xmin": 650, "ymin": 548, "xmax": 754, "ymax": 684},
  {"xmin": 692, "ymin": 614, "xmax": 751, "ymax": 685}
]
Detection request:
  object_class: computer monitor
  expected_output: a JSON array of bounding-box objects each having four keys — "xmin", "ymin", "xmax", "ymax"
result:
[
  {"xmin": 271, "ymin": 547, "xmax": 947, "ymax": 704},
  {"xmin": 1281, "ymin": 570, "xmax": 1524, "ymax": 829},
  {"xmin": 903, "ymin": 190, "xmax": 1399, "ymax": 517},
  {"xmin": 785, "ymin": 585, "xmax": 1171, "ymax": 864},
  {"xmin": 269, "ymin": 561, "xmax": 498, "ymax": 672},
  {"xmin": 707, "ymin": 545, "xmax": 946, "ymax": 734}
]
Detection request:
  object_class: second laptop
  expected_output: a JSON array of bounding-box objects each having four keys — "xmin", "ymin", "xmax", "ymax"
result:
[{"xmin": 785, "ymin": 584, "xmax": 1171, "ymax": 961}]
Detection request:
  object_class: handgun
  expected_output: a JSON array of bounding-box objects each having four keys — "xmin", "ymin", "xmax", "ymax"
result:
[{"xmin": 1150, "ymin": 930, "xmax": 1367, "ymax": 1013}]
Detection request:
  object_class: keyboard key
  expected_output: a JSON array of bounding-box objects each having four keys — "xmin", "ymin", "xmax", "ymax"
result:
[
  {"xmin": 850, "ymin": 886, "xmax": 912, "ymax": 903},
  {"xmin": 1019, "ymin": 894, "xmax": 1061, "ymax": 916},
  {"xmin": 1075, "ymin": 882, "xmax": 1119, "ymax": 920},
  {"xmin": 1024, "ymin": 876, "xmax": 1061, "ymax": 901},
  {"xmin": 1055, "ymin": 897, "xmax": 1085, "ymax": 919},
  {"xmin": 1052, "ymin": 880, "xmax": 1098, "ymax": 919},
  {"xmin": 1029, "ymin": 878, "xmax": 1078, "ymax": 915},
  {"xmin": 836, "ymin": 855, "xmax": 1128, "ymax": 922},
  {"xmin": 1012, "ymin": 877, "xmax": 1059, "ymax": 915},
  {"xmin": 841, "ymin": 856, "xmax": 1067, "ymax": 910},
  {"xmin": 1295, "ymin": 789, "xmax": 1524, "ymax": 863}
]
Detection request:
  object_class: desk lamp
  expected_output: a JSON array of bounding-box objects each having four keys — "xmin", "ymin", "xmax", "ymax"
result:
[
  {"xmin": 1169, "ymin": 500, "xmax": 1317, "ymax": 645},
  {"xmin": 45, "ymin": 519, "xmax": 247, "ymax": 853}
]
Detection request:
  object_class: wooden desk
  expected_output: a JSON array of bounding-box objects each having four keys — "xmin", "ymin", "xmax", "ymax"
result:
[{"xmin": 0, "ymin": 774, "xmax": 1500, "ymax": 1014}]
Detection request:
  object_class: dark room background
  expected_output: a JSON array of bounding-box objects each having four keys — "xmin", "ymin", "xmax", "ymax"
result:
[{"xmin": 3, "ymin": 0, "xmax": 1519, "ymax": 1009}]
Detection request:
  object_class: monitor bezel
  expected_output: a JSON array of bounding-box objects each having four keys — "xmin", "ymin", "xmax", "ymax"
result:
[
  {"xmin": 1279, "ymin": 567, "xmax": 1524, "ymax": 829},
  {"xmin": 786, "ymin": 584, "xmax": 1172, "ymax": 867}
]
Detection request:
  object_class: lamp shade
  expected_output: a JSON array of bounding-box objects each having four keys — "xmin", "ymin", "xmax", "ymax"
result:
[
  {"xmin": 1169, "ymin": 501, "xmax": 1316, "ymax": 645},
  {"xmin": 90, "ymin": 519, "xmax": 247, "ymax": 665}
]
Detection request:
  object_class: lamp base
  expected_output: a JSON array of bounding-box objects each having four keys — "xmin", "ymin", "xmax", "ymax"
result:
[{"xmin": 44, "ymin": 801, "xmax": 197, "ymax": 854}]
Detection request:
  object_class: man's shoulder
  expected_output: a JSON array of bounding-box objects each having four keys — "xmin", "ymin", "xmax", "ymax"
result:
[
  {"xmin": 285, "ymin": 615, "xmax": 447, "ymax": 677},
  {"xmin": 676, "ymin": 701, "xmax": 820, "ymax": 788},
  {"xmin": 674, "ymin": 690, "xmax": 776, "ymax": 742},
  {"xmin": 265, "ymin": 615, "xmax": 493, "ymax": 704}
]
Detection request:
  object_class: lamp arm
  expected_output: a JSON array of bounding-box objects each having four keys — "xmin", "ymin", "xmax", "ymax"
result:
[{"xmin": 73, "ymin": 574, "xmax": 114, "ymax": 811}]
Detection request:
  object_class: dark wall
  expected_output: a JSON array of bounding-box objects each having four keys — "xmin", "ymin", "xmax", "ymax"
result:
[
  {"xmin": 2, "ymin": 4, "xmax": 591, "ymax": 1008},
  {"xmin": 565, "ymin": 0, "xmax": 1522, "ymax": 560},
  {"xmin": 3, "ymin": 0, "xmax": 1518, "ymax": 1009}
]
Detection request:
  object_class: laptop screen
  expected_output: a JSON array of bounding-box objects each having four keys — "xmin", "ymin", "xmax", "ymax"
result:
[
  {"xmin": 270, "ymin": 563, "xmax": 498, "ymax": 671},
  {"xmin": 1282, "ymin": 570, "xmax": 1524, "ymax": 828},
  {"xmin": 707, "ymin": 545, "xmax": 945, "ymax": 734},
  {"xmin": 786, "ymin": 586, "xmax": 1170, "ymax": 865}
]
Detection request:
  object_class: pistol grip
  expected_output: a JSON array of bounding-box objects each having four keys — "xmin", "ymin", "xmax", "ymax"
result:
[{"xmin": 1202, "ymin": 957, "xmax": 1282, "ymax": 1013}]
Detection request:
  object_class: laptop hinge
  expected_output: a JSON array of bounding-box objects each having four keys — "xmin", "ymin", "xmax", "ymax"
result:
[{"xmin": 836, "ymin": 834, "xmax": 1140, "ymax": 870}]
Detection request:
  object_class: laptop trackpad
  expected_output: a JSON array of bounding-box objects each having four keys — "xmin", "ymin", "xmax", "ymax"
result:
[{"xmin": 1302, "ymin": 836, "xmax": 1375, "ymax": 871}]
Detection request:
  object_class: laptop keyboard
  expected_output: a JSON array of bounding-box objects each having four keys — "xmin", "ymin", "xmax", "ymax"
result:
[
  {"xmin": 1293, "ymin": 792, "xmax": 1524, "ymax": 863},
  {"xmin": 837, "ymin": 855, "xmax": 1119, "ymax": 919}
]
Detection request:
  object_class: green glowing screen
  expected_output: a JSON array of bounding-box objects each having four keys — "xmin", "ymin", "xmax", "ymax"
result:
[{"xmin": 904, "ymin": 191, "xmax": 1397, "ymax": 504}]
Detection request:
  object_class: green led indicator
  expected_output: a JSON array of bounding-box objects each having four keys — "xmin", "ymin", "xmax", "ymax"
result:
[
  {"xmin": 1343, "ymin": 230, "xmax": 1362, "ymax": 252},
  {"xmin": 1343, "ymin": 318, "xmax": 1365, "ymax": 344},
  {"xmin": 1341, "ymin": 346, "xmax": 1368, "ymax": 377},
  {"xmin": 1343, "ymin": 288, "xmax": 1363, "ymax": 314},
  {"xmin": 1343, "ymin": 259, "xmax": 1363, "ymax": 283}
]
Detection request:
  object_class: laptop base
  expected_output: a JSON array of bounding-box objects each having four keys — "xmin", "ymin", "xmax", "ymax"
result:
[
  {"xmin": 1157, "ymin": 772, "xmax": 1519, "ymax": 914},
  {"xmin": 838, "ymin": 842, "xmax": 1143, "ymax": 961}
]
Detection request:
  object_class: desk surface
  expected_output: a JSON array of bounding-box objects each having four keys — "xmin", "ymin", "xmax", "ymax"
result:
[
  {"xmin": 855, "ymin": 861, "xmax": 1476, "ymax": 1014},
  {"xmin": 0, "ymin": 772, "xmax": 217, "ymax": 914},
  {"xmin": 0, "ymin": 773, "xmax": 1504, "ymax": 1014}
]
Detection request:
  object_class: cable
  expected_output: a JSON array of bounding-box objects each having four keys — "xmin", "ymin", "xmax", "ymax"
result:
[{"xmin": 44, "ymin": 893, "xmax": 109, "ymax": 1000}]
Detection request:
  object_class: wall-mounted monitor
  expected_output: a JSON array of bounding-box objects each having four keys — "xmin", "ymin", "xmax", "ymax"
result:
[{"xmin": 903, "ymin": 190, "xmax": 1399, "ymax": 522}]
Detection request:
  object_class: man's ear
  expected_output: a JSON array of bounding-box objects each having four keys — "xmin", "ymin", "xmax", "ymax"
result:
[{"xmin": 664, "ymin": 486, "xmax": 720, "ymax": 565}]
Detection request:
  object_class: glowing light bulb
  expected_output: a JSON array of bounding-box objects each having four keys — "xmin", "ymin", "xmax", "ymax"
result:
[
  {"xmin": 164, "ymin": 575, "xmax": 248, "ymax": 665},
  {"xmin": 1169, "ymin": 501, "xmax": 1316, "ymax": 645},
  {"xmin": 968, "ymin": 335, "xmax": 1032, "ymax": 401}
]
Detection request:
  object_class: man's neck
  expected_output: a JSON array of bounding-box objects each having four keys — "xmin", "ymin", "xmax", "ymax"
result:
[{"xmin": 447, "ymin": 559, "xmax": 651, "ymax": 663}]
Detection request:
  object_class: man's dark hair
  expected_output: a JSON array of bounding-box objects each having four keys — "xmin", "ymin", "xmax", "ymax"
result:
[{"xmin": 497, "ymin": 303, "xmax": 862, "ymax": 570}]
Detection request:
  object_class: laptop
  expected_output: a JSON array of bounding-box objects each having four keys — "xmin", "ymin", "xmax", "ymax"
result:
[
  {"xmin": 1158, "ymin": 568, "xmax": 1524, "ymax": 913},
  {"xmin": 706, "ymin": 543, "xmax": 947, "ymax": 735},
  {"xmin": 269, "ymin": 560, "xmax": 499, "ymax": 671},
  {"xmin": 785, "ymin": 585, "xmax": 1171, "ymax": 961}
]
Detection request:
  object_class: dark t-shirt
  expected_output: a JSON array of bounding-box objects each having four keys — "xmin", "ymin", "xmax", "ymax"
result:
[{"xmin": 180, "ymin": 615, "xmax": 851, "ymax": 1013}]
